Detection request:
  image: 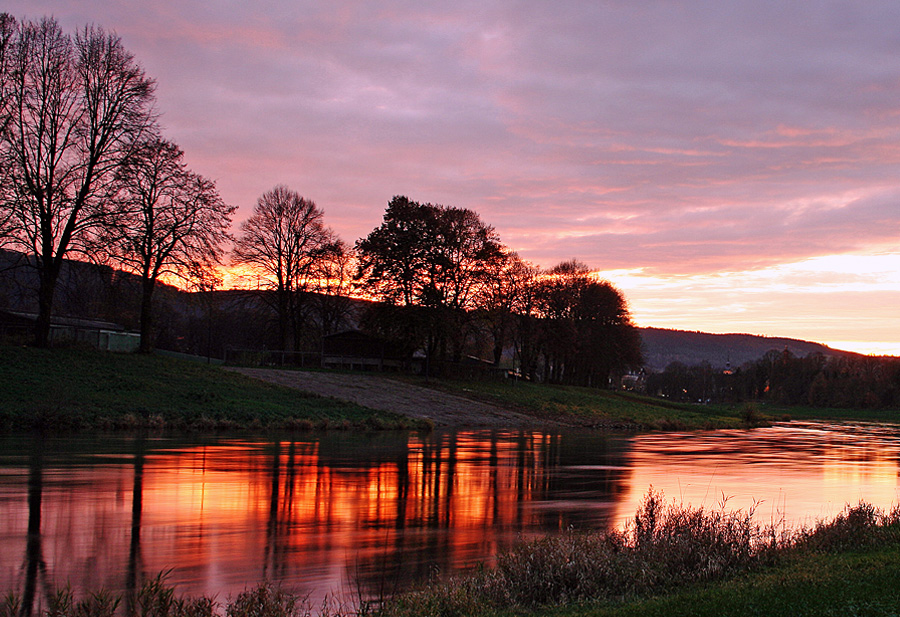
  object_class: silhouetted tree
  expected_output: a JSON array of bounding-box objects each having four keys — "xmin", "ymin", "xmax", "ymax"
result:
[
  {"xmin": 356, "ymin": 196, "xmax": 504, "ymax": 363},
  {"xmin": 535, "ymin": 260, "xmax": 643, "ymax": 386},
  {"xmin": 309, "ymin": 238, "xmax": 356, "ymax": 336},
  {"xmin": 0, "ymin": 14, "xmax": 17, "ymax": 248},
  {"xmin": 232, "ymin": 185, "xmax": 337, "ymax": 351},
  {"xmin": 476, "ymin": 249, "xmax": 537, "ymax": 366},
  {"xmin": 355, "ymin": 196, "xmax": 434, "ymax": 308},
  {"xmin": 0, "ymin": 17, "xmax": 156, "ymax": 346},
  {"xmin": 104, "ymin": 137, "xmax": 234, "ymax": 352}
]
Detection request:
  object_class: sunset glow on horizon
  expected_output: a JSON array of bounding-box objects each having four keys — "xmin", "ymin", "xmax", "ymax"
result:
[{"xmin": 8, "ymin": 1, "xmax": 899, "ymax": 356}]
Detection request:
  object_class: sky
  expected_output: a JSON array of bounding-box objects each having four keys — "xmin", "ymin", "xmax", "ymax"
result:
[{"xmin": 6, "ymin": 1, "xmax": 900, "ymax": 355}]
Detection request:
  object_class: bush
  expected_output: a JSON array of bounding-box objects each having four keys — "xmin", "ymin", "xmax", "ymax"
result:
[
  {"xmin": 380, "ymin": 488, "xmax": 782, "ymax": 615},
  {"xmin": 797, "ymin": 501, "xmax": 900, "ymax": 553},
  {"xmin": 378, "ymin": 489, "xmax": 900, "ymax": 617}
]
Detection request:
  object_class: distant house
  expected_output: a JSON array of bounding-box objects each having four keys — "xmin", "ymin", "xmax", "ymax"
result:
[
  {"xmin": 620, "ymin": 368, "xmax": 647, "ymax": 392},
  {"xmin": 322, "ymin": 330, "xmax": 418, "ymax": 372},
  {"xmin": 0, "ymin": 310, "xmax": 140, "ymax": 352}
]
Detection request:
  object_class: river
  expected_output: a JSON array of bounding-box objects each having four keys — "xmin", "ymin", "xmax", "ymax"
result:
[{"xmin": 1, "ymin": 422, "xmax": 898, "ymax": 609}]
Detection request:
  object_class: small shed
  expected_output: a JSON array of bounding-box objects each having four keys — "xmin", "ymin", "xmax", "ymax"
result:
[{"xmin": 0, "ymin": 310, "xmax": 140, "ymax": 352}]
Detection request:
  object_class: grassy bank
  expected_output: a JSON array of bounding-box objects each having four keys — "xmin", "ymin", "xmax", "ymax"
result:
[
  {"xmin": 404, "ymin": 376, "xmax": 760, "ymax": 430},
  {"xmin": 3, "ymin": 345, "xmax": 895, "ymax": 432},
  {"xmin": 404, "ymin": 375, "xmax": 900, "ymax": 429},
  {"xmin": 0, "ymin": 346, "xmax": 419, "ymax": 431},
  {"xmin": 759, "ymin": 401, "xmax": 900, "ymax": 425},
  {"xmin": 552, "ymin": 545, "xmax": 900, "ymax": 617}
]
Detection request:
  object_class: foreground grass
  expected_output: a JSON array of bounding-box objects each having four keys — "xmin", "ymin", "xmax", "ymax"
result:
[
  {"xmin": 402, "ymin": 376, "xmax": 754, "ymax": 430},
  {"xmin": 549, "ymin": 546, "xmax": 900, "ymax": 617},
  {"xmin": 1, "ymin": 575, "xmax": 357, "ymax": 617},
  {"xmin": 0, "ymin": 345, "xmax": 420, "ymax": 432}
]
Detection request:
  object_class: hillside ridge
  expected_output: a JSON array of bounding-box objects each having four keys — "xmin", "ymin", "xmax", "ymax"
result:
[{"xmin": 639, "ymin": 326, "xmax": 860, "ymax": 372}]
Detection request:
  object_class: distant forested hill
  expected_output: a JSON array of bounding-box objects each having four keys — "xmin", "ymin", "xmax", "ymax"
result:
[{"xmin": 639, "ymin": 327, "xmax": 859, "ymax": 372}]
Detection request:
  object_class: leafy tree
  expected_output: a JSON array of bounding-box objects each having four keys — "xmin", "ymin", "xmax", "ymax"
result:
[
  {"xmin": 232, "ymin": 185, "xmax": 337, "ymax": 351},
  {"xmin": 356, "ymin": 196, "xmax": 504, "ymax": 362},
  {"xmin": 535, "ymin": 260, "xmax": 643, "ymax": 386},
  {"xmin": 354, "ymin": 196, "xmax": 435, "ymax": 307},
  {"xmin": 0, "ymin": 17, "xmax": 156, "ymax": 346},
  {"xmin": 104, "ymin": 137, "xmax": 234, "ymax": 352}
]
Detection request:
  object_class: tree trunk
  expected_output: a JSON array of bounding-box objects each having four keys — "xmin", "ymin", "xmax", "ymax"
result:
[
  {"xmin": 276, "ymin": 289, "xmax": 291, "ymax": 352},
  {"xmin": 139, "ymin": 277, "xmax": 156, "ymax": 353},
  {"xmin": 33, "ymin": 263, "xmax": 61, "ymax": 348}
]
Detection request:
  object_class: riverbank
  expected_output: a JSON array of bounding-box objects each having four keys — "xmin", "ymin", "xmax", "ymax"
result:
[
  {"xmin": 2, "ymin": 345, "xmax": 895, "ymax": 432},
  {"xmin": 377, "ymin": 492, "xmax": 900, "ymax": 617},
  {"xmin": 1, "ymin": 346, "xmax": 753, "ymax": 432},
  {"xmin": 227, "ymin": 367, "xmax": 765, "ymax": 430},
  {"xmin": 225, "ymin": 366, "xmax": 550, "ymax": 428},
  {"xmin": 0, "ymin": 346, "xmax": 421, "ymax": 431}
]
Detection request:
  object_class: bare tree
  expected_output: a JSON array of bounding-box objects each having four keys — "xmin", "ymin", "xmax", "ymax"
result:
[
  {"xmin": 106, "ymin": 137, "xmax": 234, "ymax": 352},
  {"xmin": 476, "ymin": 249, "xmax": 538, "ymax": 366},
  {"xmin": 232, "ymin": 185, "xmax": 335, "ymax": 351},
  {"xmin": 310, "ymin": 238, "xmax": 356, "ymax": 336},
  {"xmin": 0, "ymin": 17, "xmax": 155, "ymax": 346},
  {"xmin": 0, "ymin": 14, "xmax": 19, "ymax": 248}
]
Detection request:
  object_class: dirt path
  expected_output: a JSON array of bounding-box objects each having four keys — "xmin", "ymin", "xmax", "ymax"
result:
[{"xmin": 226, "ymin": 367, "xmax": 549, "ymax": 428}]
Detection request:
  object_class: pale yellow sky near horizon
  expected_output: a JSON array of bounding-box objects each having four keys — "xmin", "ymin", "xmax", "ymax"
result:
[{"xmin": 600, "ymin": 252, "xmax": 900, "ymax": 356}]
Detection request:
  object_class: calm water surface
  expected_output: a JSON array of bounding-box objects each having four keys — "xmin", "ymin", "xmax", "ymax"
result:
[{"xmin": 1, "ymin": 422, "xmax": 899, "ymax": 608}]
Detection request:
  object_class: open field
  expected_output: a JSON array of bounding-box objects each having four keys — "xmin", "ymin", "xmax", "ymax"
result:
[{"xmin": 0, "ymin": 346, "xmax": 420, "ymax": 431}]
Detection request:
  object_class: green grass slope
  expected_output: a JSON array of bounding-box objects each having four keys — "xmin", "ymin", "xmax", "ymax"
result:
[
  {"xmin": 411, "ymin": 377, "xmax": 753, "ymax": 429},
  {"xmin": 540, "ymin": 546, "xmax": 900, "ymax": 617},
  {"xmin": 0, "ymin": 346, "xmax": 415, "ymax": 431}
]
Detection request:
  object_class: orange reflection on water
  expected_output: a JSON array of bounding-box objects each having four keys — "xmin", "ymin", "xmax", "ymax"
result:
[
  {"xmin": 614, "ymin": 423, "xmax": 900, "ymax": 530},
  {"xmin": 124, "ymin": 432, "xmax": 563, "ymax": 602},
  {"xmin": 3, "ymin": 423, "xmax": 898, "ymax": 615}
]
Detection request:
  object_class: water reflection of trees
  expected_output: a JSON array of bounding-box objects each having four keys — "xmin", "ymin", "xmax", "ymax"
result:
[
  {"xmin": 251, "ymin": 431, "xmax": 631, "ymax": 600},
  {"xmin": 20, "ymin": 438, "xmax": 47, "ymax": 617},
  {"xmin": 125, "ymin": 435, "xmax": 145, "ymax": 616},
  {"xmin": 2, "ymin": 430, "xmax": 632, "ymax": 608}
]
